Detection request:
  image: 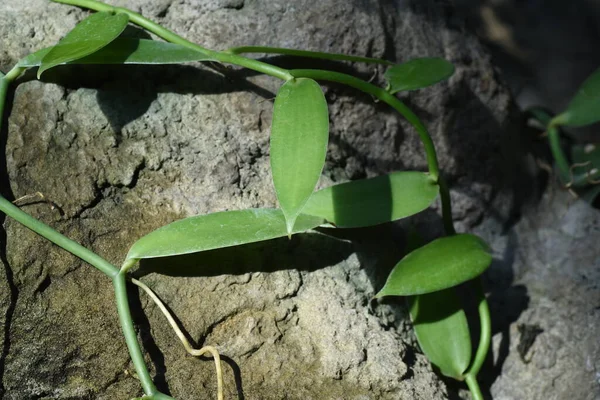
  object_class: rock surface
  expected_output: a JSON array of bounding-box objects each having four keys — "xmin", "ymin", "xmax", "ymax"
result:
[
  {"xmin": 482, "ymin": 189, "xmax": 600, "ymax": 400},
  {"xmin": 0, "ymin": 0, "xmax": 520, "ymax": 399}
]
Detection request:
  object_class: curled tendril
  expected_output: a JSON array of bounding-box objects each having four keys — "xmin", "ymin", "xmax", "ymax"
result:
[{"xmin": 132, "ymin": 278, "xmax": 224, "ymax": 400}]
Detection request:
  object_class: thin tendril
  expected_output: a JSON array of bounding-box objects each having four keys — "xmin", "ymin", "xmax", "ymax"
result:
[{"xmin": 132, "ymin": 278, "xmax": 224, "ymax": 400}]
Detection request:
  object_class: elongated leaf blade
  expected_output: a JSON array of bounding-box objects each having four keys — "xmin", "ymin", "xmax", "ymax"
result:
[
  {"xmin": 385, "ymin": 57, "xmax": 455, "ymax": 93},
  {"xmin": 552, "ymin": 67, "xmax": 600, "ymax": 127},
  {"xmin": 126, "ymin": 208, "xmax": 324, "ymax": 261},
  {"xmin": 38, "ymin": 11, "xmax": 129, "ymax": 78},
  {"xmin": 270, "ymin": 78, "xmax": 329, "ymax": 234},
  {"xmin": 375, "ymin": 234, "xmax": 492, "ymax": 297},
  {"xmin": 409, "ymin": 289, "xmax": 472, "ymax": 380},
  {"xmin": 19, "ymin": 38, "xmax": 214, "ymax": 68},
  {"xmin": 301, "ymin": 171, "xmax": 438, "ymax": 228}
]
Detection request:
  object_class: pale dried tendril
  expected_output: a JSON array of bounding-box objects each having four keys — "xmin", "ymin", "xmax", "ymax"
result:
[{"xmin": 132, "ymin": 278, "xmax": 224, "ymax": 400}]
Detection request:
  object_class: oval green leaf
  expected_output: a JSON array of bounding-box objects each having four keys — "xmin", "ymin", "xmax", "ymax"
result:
[
  {"xmin": 375, "ymin": 234, "xmax": 492, "ymax": 297},
  {"xmin": 552, "ymin": 67, "xmax": 600, "ymax": 127},
  {"xmin": 126, "ymin": 208, "xmax": 324, "ymax": 261},
  {"xmin": 19, "ymin": 38, "xmax": 215, "ymax": 68},
  {"xmin": 270, "ymin": 78, "xmax": 329, "ymax": 235},
  {"xmin": 385, "ymin": 57, "xmax": 455, "ymax": 94},
  {"xmin": 409, "ymin": 288, "xmax": 472, "ymax": 380},
  {"xmin": 38, "ymin": 11, "xmax": 129, "ymax": 78},
  {"xmin": 301, "ymin": 171, "xmax": 438, "ymax": 228}
]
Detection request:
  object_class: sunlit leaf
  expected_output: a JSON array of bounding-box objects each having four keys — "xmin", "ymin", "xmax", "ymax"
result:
[
  {"xmin": 385, "ymin": 57, "xmax": 455, "ymax": 93},
  {"xmin": 38, "ymin": 11, "xmax": 129, "ymax": 78},
  {"xmin": 301, "ymin": 171, "xmax": 438, "ymax": 228},
  {"xmin": 270, "ymin": 78, "xmax": 329, "ymax": 234},
  {"xmin": 409, "ymin": 288, "xmax": 472, "ymax": 380},
  {"xmin": 375, "ymin": 234, "xmax": 492, "ymax": 297},
  {"xmin": 126, "ymin": 208, "xmax": 324, "ymax": 261},
  {"xmin": 552, "ymin": 67, "xmax": 600, "ymax": 127},
  {"xmin": 19, "ymin": 38, "xmax": 214, "ymax": 68}
]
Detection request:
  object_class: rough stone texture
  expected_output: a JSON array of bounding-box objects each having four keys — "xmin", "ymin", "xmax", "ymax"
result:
[
  {"xmin": 0, "ymin": 0, "xmax": 519, "ymax": 399},
  {"xmin": 480, "ymin": 189, "xmax": 600, "ymax": 400}
]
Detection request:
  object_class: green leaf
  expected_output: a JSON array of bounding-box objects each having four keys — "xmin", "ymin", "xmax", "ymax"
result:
[
  {"xmin": 37, "ymin": 11, "xmax": 129, "ymax": 78},
  {"xmin": 409, "ymin": 288, "xmax": 472, "ymax": 380},
  {"xmin": 301, "ymin": 171, "xmax": 438, "ymax": 228},
  {"xmin": 385, "ymin": 57, "xmax": 455, "ymax": 94},
  {"xmin": 552, "ymin": 67, "xmax": 600, "ymax": 127},
  {"xmin": 19, "ymin": 38, "xmax": 214, "ymax": 68},
  {"xmin": 375, "ymin": 234, "xmax": 492, "ymax": 297},
  {"xmin": 270, "ymin": 78, "xmax": 329, "ymax": 234},
  {"xmin": 126, "ymin": 208, "xmax": 324, "ymax": 261}
]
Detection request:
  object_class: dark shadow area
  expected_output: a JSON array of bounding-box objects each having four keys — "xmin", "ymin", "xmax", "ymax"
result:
[
  {"xmin": 444, "ymin": 80, "xmax": 537, "ymax": 232},
  {"xmin": 219, "ymin": 355, "xmax": 245, "ymax": 400},
  {"xmin": 453, "ymin": 0, "xmax": 600, "ymax": 116}
]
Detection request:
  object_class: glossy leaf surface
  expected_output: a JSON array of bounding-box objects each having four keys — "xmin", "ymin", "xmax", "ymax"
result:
[
  {"xmin": 552, "ymin": 67, "xmax": 600, "ymax": 127},
  {"xmin": 385, "ymin": 57, "xmax": 455, "ymax": 93},
  {"xmin": 38, "ymin": 11, "xmax": 129, "ymax": 77},
  {"xmin": 376, "ymin": 234, "xmax": 492, "ymax": 297},
  {"xmin": 270, "ymin": 78, "xmax": 329, "ymax": 234},
  {"xmin": 126, "ymin": 209, "xmax": 324, "ymax": 261},
  {"xmin": 409, "ymin": 288, "xmax": 472, "ymax": 380},
  {"xmin": 302, "ymin": 171, "xmax": 438, "ymax": 228},
  {"xmin": 20, "ymin": 38, "xmax": 214, "ymax": 67}
]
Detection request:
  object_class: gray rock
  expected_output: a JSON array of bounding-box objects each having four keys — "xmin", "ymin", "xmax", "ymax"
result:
[
  {"xmin": 0, "ymin": 0, "xmax": 517, "ymax": 399},
  {"xmin": 483, "ymin": 189, "xmax": 600, "ymax": 400}
]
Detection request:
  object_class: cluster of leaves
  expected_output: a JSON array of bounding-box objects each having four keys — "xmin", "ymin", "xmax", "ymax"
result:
[
  {"xmin": 529, "ymin": 67, "xmax": 600, "ymax": 204},
  {"xmin": 2, "ymin": 3, "xmax": 496, "ymax": 399}
]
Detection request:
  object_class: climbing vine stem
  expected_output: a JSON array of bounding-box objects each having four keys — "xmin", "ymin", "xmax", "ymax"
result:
[{"xmin": 51, "ymin": 0, "xmax": 293, "ymax": 81}]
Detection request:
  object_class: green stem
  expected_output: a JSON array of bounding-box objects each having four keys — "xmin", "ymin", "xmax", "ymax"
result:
[
  {"xmin": 289, "ymin": 68, "xmax": 440, "ymax": 181},
  {"xmin": 465, "ymin": 374, "xmax": 484, "ymax": 400},
  {"xmin": 547, "ymin": 125, "xmax": 571, "ymax": 184},
  {"xmin": 465, "ymin": 278, "xmax": 491, "ymax": 380},
  {"xmin": 0, "ymin": 196, "xmax": 118, "ymax": 277},
  {"xmin": 437, "ymin": 176, "xmax": 455, "ymax": 235},
  {"xmin": 525, "ymin": 106, "xmax": 553, "ymax": 127},
  {"xmin": 113, "ymin": 271, "xmax": 159, "ymax": 397},
  {"xmin": 227, "ymin": 45, "xmax": 394, "ymax": 66},
  {"xmin": 51, "ymin": 0, "xmax": 293, "ymax": 81}
]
